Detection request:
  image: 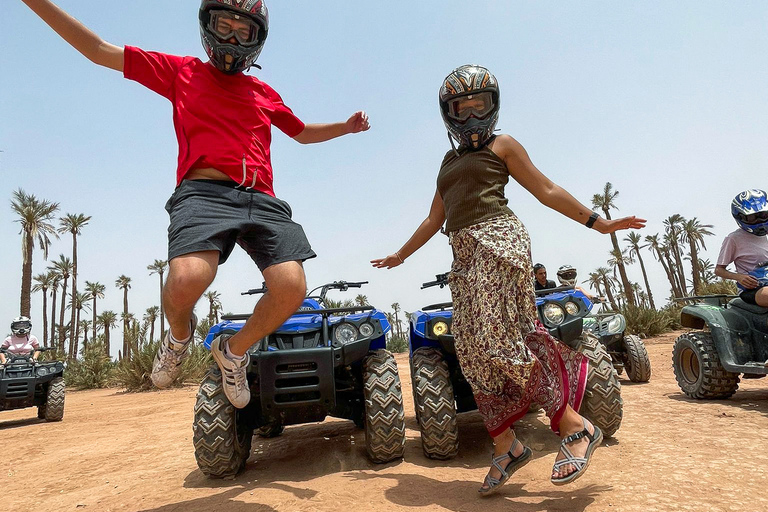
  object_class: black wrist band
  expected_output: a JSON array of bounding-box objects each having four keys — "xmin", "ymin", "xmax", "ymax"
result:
[{"xmin": 585, "ymin": 212, "xmax": 599, "ymax": 229}]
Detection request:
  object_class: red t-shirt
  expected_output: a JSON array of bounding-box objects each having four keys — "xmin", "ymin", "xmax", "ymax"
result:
[{"xmin": 123, "ymin": 46, "xmax": 305, "ymax": 195}]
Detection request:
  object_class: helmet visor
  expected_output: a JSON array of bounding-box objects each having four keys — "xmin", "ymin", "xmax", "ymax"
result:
[
  {"xmin": 446, "ymin": 92, "xmax": 495, "ymax": 122},
  {"xmin": 208, "ymin": 9, "xmax": 261, "ymax": 45},
  {"xmin": 11, "ymin": 321, "xmax": 31, "ymax": 332},
  {"xmin": 738, "ymin": 211, "xmax": 768, "ymax": 225}
]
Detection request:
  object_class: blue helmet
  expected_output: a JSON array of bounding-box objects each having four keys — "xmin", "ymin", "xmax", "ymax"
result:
[{"xmin": 731, "ymin": 189, "xmax": 768, "ymax": 236}]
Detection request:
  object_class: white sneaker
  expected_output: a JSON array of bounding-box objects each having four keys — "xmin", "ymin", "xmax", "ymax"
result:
[
  {"xmin": 151, "ymin": 314, "xmax": 197, "ymax": 389},
  {"xmin": 211, "ymin": 334, "xmax": 251, "ymax": 408}
]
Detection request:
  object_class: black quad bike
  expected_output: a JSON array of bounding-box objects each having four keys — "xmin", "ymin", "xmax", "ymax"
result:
[
  {"xmin": 583, "ymin": 302, "xmax": 652, "ymax": 383},
  {"xmin": 193, "ymin": 281, "xmax": 406, "ymax": 478},
  {"xmin": 673, "ymin": 294, "xmax": 768, "ymax": 399},
  {"xmin": 408, "ymin": 274, "xmax": 623, "ymax": 459},
  {"xmin": 0, "ymin": 347, "xmax": 65, "ymax": 421}
]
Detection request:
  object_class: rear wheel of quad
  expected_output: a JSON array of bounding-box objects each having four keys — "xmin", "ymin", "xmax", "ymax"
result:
[
  {"xmin": 411, "ymin": 347, "xmax": 459, "ymax": 460},
  {"xmin": 256, "ymin": 423, "xmax": 284, "ymax": 438},
  {"xmin": 623, "ymin": 335, "xmax": 651, "ymax": 383},
  {"xmin": 42, "ymin": 377, "xmax": 65, "ymax": 422},
  {"xmin": 363, "ymin": 349, "xmax": 406, "ymax": 463},
  {"xmin": 672, "ymin": 331, "xmax": 739, "ymax": 399},
  {"xmin": 193, "ymin": 368, "xmax": 253, "ymax": 478},
  {"xmin": 573, "ymin": 333, "xmax": 623, "ymax": 437}
]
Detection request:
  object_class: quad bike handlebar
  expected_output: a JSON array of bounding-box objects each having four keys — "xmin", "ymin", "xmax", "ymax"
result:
[{"xmin": 421, "ymin": 273, "xmax": 449, "ymax": 289}]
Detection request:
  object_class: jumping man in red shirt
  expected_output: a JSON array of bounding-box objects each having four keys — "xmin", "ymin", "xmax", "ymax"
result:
[{"xmin": 21, "ymin": 0, "xmax": 370, "ymax": 408}]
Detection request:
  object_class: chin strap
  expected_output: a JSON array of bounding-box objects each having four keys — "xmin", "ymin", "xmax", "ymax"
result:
[{"xmin": 447, "ymin": 131, "xmax": 460, "ymax": 157}]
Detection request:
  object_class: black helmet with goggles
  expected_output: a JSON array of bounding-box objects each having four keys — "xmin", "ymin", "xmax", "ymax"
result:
[
  {"xmin": 199, "ymin": 0, "xmax": 269, "ymax": 74},
  {"xmin": 439, "ymin": 65, "xmax": 500, "ymax": 151}
]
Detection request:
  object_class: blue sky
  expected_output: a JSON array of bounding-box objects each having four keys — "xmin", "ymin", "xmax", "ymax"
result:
[{"xmin": 2, "ymin": 1, "xmax": 767, "ymax": 357}]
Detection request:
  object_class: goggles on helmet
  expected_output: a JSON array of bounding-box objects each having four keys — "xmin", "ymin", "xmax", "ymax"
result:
[
  {"xmin": 446, "ymin": 92, "xmax": 495, "ymax": 122},
  {"xmin": 12, "ymin": 320, "xmax": 31, "ymax": 332},
  {"xmin": 208, "ymin": 9, "xmax": 261, "ymax": 45},
  {"xmin": 738, "ymin": 211, "xmax": 768, "ymax": 225}
]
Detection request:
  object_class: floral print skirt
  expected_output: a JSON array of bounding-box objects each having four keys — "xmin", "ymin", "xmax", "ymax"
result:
[{"xmin": 448, "ymin": 214, "xmax": 588, "ymax": 437}]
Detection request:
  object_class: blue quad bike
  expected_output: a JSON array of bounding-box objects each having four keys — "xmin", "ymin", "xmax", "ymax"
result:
[
  {"xmin": 193, "ymin": 281, "xmax": 406, "ymax": 478},
  {"xmin": 673, "ymin": 264, "xmax": 768, "ymax": 399},
  {"xmin": 583, "ymin": 301, "xmax": 652, "ymax": 383},
  {"xmin": 0, "ymin": 347, "xmax": 65, "ymax": 422},
  {"xmin": 409, "ymin": 274, "xmax": 623, "ymax": 460}
]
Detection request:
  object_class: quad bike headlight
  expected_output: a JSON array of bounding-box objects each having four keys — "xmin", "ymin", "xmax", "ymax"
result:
[
  {"xmin": 542, "ymin": 303, "xmax": 565, "ymax": 326},
  {"xmin": 606, "ymin": 314, "xmax": 626, "ymax": 335},
  {"xmin": 37, "ymin": 367, "xmax": 48, "ymax": 377},
  {"xmin": 335, "ymin": 323, "xmax": 359, "ymax": 344},
  {"xmin": 432, "ymin": 321, "xmax": 449, "ymax": 337},
  {"xmin": 359, "ymin": 322, "xmax": 374, "ymax": 338},
  {"xmin": 565, "ymin": 301, "xmax": 580, "ymax": 316}
]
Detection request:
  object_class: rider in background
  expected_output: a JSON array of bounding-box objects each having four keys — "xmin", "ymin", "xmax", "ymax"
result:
[
  {"xmin": 556, "ymin": 265, "xmax": 595, "ymax": 301},
  {"xmin": 0, "ymin": 317, "xmax": 41, "ymax": 364},
  {"xmin": 533, "ymin": 263, "xmax": 557, "ymax": 291},
  {"xmin": 715, "ymin": 189, "xmax": 768, "ymax": 307}
]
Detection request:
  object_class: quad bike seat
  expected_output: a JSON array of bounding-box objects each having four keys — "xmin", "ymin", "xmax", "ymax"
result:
[{"xmin": 729, "ymin": 298, "xmax": 768, "ymax": 315}]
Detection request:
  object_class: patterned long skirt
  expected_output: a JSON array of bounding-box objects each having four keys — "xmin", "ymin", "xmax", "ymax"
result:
[{"xmin": 448, "ymin": 214, "xmax": 588, "ymax": 438}]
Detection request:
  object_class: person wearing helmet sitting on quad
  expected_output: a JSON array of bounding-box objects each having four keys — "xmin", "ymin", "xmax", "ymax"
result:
[
  {"xmin": 715, "ymin": 189, "xmax": 768, "ymax": 308},
  {"xmin": 0, "ymin": 317, "xmax": 41, "ymax": 365},
  {"xmin": 21, "ymin": 0, "xmax": 370, "ymax": 408},
  {"xmin": 533, "ymin": 263, "xmax": 557, "ymax": 291},
  {"xmin": 556, "ymin": 265, "xmax": 595, "ymax": 301},
  {"xmin": 372, "ymin": 65, "xmax": 645, "ymax": 493}
]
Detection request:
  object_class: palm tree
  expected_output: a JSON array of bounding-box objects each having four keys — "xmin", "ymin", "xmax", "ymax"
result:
[
  {"xmin": 645, "ymin": 234, "xmax": 680, "ymax": 298},
  {"xmin": 592, "ymin": 182, "xmax": 635, "ymax": 306},
  {"xmin": 662, "ymin": 233, "xmax": 685, "ymax": 297},
  {"xmin": 121, "ymin": 312, "xmax": 136, "ymax": 358},
  {"xmin": 84, "ymin": 281, "xmax": 105, "ymax": 343},
  {"xmin": 31, "ymin": 272, "xmax": 55, "ymax": 346},
  {"xmin": 664, "ymin": 215, "xmax": 688, "ymax": 296},
  {"xmin": 144, "ymin": 306, "xmax": 160, "ymax": 343},
  {"xmin": 204, "ymin": 290, "xmax": 222, "ymax": 324},
  {"xmin": 48, "ymin": 273, "xmax": 60, "ymax": 347},
  {"xmin": 68, "ymin": 291, "xmax": 91, "ymax": 358},
  {"xmin": 96, "ymin": 310, "xmax": 118, "ymax": 358},
  {"xmin": 51, "ymin": 255, "xmax": 73, "ymax": 353},
  {"xmin": 624, "ymin": 232, "xmax": 656, "ymax": 310},
  {"xmin": 681, "ymin": 217, "xmax": 715, "ymax": 296},
  {"xmin": 11, "ymin": 189, "xmax": 60, "ymax": 317},
  {"xmin": 355, "ymin": 294, "xmax": 369, "ymax": 307},
  {"xmin": 595, "ymin": 267, "xmax": 619, "ymax": 310},
  {"xmin": 115, "ymin": 275, "xmax": 132, "ymax": 357},
  {"xmin": 391, "ymin": 303, "xmax": 403, "ymax": 340},
  {"xmin": 147, "ymin": 259, "xmax": 168, "ymax": 338},
  {"xmin": 584, "ymin": 271, "xmax": 604, "ymax": 297},
  {"xmin": 79, "ymin": 319, "xmax": 91, "ymax": 350},
  {"xmin": 699, "ymin": 258, "xmax": 716, "ymax": 285},
  {"xmin": 59, "ymin": 213, "xmax": 91, "ymax": 351}
]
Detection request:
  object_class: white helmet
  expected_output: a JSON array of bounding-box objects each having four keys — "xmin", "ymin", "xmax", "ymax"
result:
[
  {"xmin": 11, "ymin": 316, "xmax": 32, "ymax": 336},
  {"xmin": 556, "ymin": 265, "xmax": 578, "ymax": 286}
]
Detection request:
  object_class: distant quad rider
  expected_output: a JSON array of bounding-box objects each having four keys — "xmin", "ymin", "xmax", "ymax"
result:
[
  {"xmin": 533, "ymin": 263, "xmax": 557, "ymax": 291},
  {"xmin": 21, "ymin": 0, "xmax": 370, "ymax": 408},
  {"xmin": 715, "ymin": 189, "xmax": 768, "ymax": 308},
  {"xmin": 556, "ymin": 265, "xmax": 595, "ymax": 301},
  {"xmin": 0, "ymin": 317, "xmax": 41, "ymax": 365}
]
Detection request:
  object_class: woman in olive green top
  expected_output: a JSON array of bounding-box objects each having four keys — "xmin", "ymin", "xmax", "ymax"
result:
[{"xmin": 372, "ymin": 65, "xmax": 645, "ymax": 494}]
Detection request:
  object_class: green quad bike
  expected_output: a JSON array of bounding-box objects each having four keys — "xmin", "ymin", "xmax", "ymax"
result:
[
  {"xmin": 0, "ymin": 347, "xmax": 65, "ymax": 421},
  {"xmin": 673, "ymin": 293, "xmax": 768, "ymax": 399}
]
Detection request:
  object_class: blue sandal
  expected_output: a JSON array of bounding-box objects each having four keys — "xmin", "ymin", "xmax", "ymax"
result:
[
  {"xmin": 478, "ymin": 438, "xmax": 532, "ymax": 496},
  {"xmin": 551, "ymin": 419, "xmax": 603, "ymax": 485}
]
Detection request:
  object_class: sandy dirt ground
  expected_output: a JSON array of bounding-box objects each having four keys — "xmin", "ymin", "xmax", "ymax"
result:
[{"xmin": 3, "ymin": 330, "xmax": 768, "ymax": 512}]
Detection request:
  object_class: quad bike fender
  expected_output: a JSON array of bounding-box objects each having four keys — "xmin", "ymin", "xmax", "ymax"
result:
[{"xmin": 681, "ymin": 304, "xmax": 752, "ymax": 371}]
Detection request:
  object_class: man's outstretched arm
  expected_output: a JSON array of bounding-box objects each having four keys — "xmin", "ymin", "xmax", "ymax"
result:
[
  {"xmin": 22, "ymin": 0, "xmax": 124, "ymax": 71},
  {"xmin": 293, "ymin": 111, "xmax": 370, "ymax": 144}
]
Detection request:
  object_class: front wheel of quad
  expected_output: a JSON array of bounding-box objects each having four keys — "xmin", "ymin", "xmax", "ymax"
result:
[
  {"xmin": 43, "ymin": 377, "xmax": 65, "ymax": 422},
  {"xmin": 411, "ymin": 347, "xmax": 459, "ymax": 460},
  {"xmin": 363, "ymin": 349, "xmax": 406, "ymax": 463},
  {"xmin": 623, "ymin": 335, "xmax": 651, "ymax": 383},
  {"xmin": 573, "ymin": 333, "xmax": 623, "ymax": 437},
  {"xmin": 672, "ymin": 331, "xmax": 739, "ymax": 399},
  {"xmin": 193, "ymin": 368, "xmax": 253, "ymax": 478}
]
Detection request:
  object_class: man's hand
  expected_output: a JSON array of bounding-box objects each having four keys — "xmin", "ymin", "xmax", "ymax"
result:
[
  {"xmin": 345, "ymin": 111, "xmax": 370, "ymax": 134},
  {"xmin": 737, "ymin": 274, "xmax": 759, "ymax": 289}
]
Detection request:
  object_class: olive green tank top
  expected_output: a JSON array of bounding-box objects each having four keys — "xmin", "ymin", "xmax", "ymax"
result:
[{"xmin": 437, "ymin": 142, "xmax": 513, "ymax": 233}]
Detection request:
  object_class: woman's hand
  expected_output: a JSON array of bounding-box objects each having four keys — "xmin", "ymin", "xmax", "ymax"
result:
[
  {"xmin": 594, "ymin": 216, "xmax": 646, "ymax": 234},
  {"xmin": 371, "ymin": 254, "xmax": 403, "ymax": 269},
  {"xmin": 736, "ymin": 273, "xmax": 759, "ymax": 289}
]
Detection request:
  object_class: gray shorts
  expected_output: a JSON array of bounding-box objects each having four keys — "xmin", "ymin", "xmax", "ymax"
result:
[{"xmin": 165, "ymin": 179, "xmax": 316, "ymax": 271}]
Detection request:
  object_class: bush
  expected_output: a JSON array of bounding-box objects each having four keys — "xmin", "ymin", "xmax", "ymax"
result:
[
  {"xmin": 699, "ymin": 280, "xmax": 739, "ymax": 296},
  {"xmin": 65, "ymin": 342, "xmax": 115, "ymax": 389},
  {"xmin": 621, "ymin": 305, "xmax": 675, "ymax": 338},
  {"xmin": 386, "ymin": 334, "xmax": 408, "ymax": 353}
]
